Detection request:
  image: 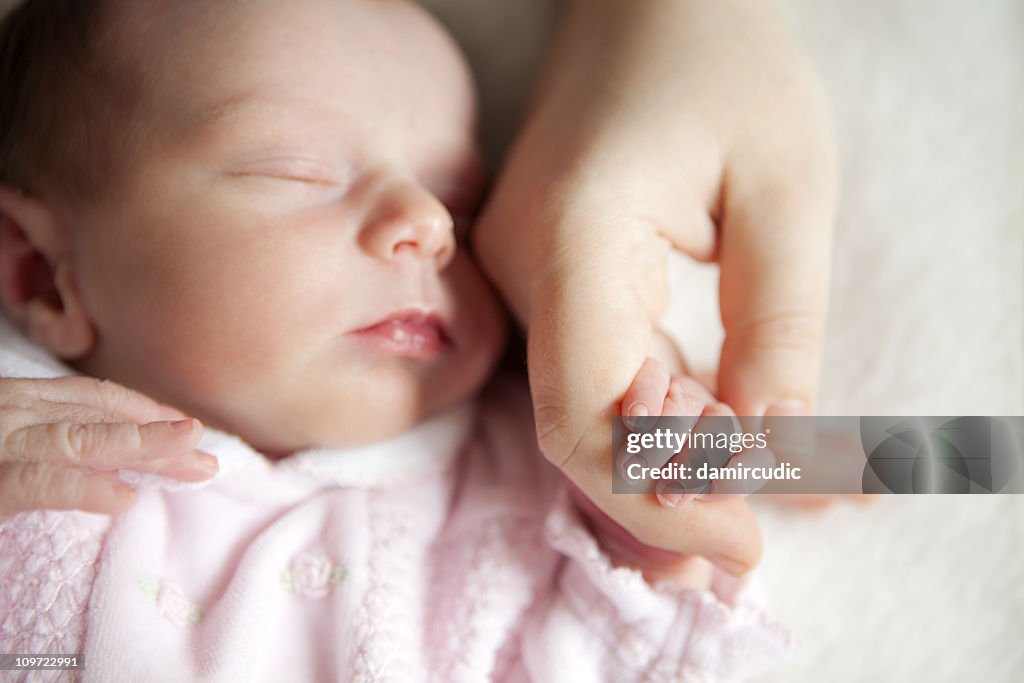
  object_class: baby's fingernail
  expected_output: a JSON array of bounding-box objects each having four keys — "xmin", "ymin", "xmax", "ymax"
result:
[
  {"xmin": 766, "ymin": 400, "xmax": 808, "ymax": 417},
  {"xmin": 618, "ymin": 453, "xmax": 647, "ymax": 480},
  {"xmin": 170, "ymin": 418, "xmax": 196, "ymax": 432},
  {"xmin": 624, "ymin": 403, "xmax": 648, "ymax": 430},
  {"xmin": 655, "ymin": 481, "xmax": 694, "ymax": 508},
  {"xmin": 657, "ymin": 492, "xmax": 684, "ymax": 508}
]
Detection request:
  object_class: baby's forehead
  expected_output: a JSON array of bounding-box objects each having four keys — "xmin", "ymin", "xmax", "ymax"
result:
[
  {"xmin": 113, "ymin": 0, "xmax": 470, "ymax": 116},
  {"xmin": 98, "ymin": 1, "xmax": 305, "ymax": 124},
  {"xmin": 105, "ymin": 0, "xmax": 388, "ymax": 93}
]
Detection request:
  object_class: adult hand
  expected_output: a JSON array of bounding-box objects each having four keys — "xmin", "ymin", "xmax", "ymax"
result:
[
  {"xmin": 474, "ymin": 0, "xmax": 837, "ymax": 575},
  {"xmin": 0, "ymin": 376, "xmax": 217, "ymax": 522}
]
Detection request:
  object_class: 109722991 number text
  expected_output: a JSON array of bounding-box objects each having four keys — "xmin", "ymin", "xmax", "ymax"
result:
[{"xmin": 0, "ymin": 654, "xmax": 84, "ymax": 670}]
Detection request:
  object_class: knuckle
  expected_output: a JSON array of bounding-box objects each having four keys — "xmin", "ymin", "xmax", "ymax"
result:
[
  {"xmin": 1, "ymin": 380, "xmax": 39, "ymax": 420},
  {"xmin": 736, "ymin": 309, "xmax": 825, "ymax": 355},
  {"xmin": 58, "ymin": 375, "xmax": 101, "ymax": 398},
  {"xmin": 53, "ymin": 422, "xmax": 94, "ymax": 465}
]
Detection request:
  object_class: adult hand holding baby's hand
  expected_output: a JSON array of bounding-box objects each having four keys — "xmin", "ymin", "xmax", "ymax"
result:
[
  {"xmin": 0, "ymin": 376, "xmax": 217, "ymax": 522},
  {"xmin": 474, "ymin": 0, "xmax": 837, "ymax": 576}
]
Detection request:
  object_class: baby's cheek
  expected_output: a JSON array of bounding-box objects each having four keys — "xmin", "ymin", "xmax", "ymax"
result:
[{"xmin": 441, "ymin": 254, "xmax": 507, "ymax": 378}]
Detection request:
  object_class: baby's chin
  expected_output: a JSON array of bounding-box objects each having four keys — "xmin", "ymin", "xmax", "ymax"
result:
[
  {"xmin": 240, "ymin": 407, "xmax": 456, "ymax": 459},
  {"xmin": 212, "ymin": 372, "xmax": 482, "ymax": 457}
]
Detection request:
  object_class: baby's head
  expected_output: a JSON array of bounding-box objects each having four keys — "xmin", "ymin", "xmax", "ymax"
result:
[{"xmin": 0, "ymin": 0, "xmax": 507, "ymax": 453}]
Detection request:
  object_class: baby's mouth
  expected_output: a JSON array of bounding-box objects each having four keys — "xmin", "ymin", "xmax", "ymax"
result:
[{"xmin": 349, "ymin": 309, "xmax": 452, "ymax": 358}]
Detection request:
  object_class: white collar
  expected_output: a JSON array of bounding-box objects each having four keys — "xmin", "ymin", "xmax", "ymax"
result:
[{"xmin": 0, "ymin": 313, "xmax": 474, "ymax": 498}]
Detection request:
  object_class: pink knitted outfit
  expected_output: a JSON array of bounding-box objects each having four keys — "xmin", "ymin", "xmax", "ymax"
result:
[{"xmin": 0, "ymin": 321, "xmax": 791, "ymax": 682}]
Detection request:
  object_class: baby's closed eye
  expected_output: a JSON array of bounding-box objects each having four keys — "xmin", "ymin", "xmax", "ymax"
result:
[{"xmin": 226, "ymin": 157, "xmax": 350, "ymax": 187}]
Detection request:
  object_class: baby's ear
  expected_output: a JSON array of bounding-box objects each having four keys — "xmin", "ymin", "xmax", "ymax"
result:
[{"xmin": 0, "ymin": 186, "xmax": 96, "ymax": 359}]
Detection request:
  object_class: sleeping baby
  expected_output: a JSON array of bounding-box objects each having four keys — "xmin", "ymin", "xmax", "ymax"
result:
[{"xmin": 0, "ymin": 0, "xmax": 789, "ymax": 680}]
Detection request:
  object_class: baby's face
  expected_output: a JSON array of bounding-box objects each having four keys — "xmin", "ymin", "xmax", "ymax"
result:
[{"xmin": 66, "ymin": 0, "xmax": 506, "ymax": 452}]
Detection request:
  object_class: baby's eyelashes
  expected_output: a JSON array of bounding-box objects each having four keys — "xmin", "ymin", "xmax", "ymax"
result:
[{"xmin": 226, "ymin": 157, "xmax": 353, "ymax": 188}]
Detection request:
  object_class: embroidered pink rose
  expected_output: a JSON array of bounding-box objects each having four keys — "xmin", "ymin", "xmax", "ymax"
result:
[
  {"xmin": 137, "ymin": 579, "xmax": 203, "ymax": 626},
  {"xmin": 281, "ymin": 551, "xmax": 347, "ymax": 598},
  {"xmin": 156, "ymin": 582, "xmax": 193, "ymax": 626}
]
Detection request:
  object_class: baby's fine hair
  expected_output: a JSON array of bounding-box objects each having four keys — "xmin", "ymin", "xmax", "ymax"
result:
[{"xmin": 0, "ymin": 0, "xmax": 144, "ymax": 201}]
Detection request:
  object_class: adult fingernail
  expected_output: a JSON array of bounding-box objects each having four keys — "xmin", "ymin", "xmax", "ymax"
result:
[
  {"xmin": 170, "ymin": 418, "xmax": 195, "ymax": 432},
  {"xmin": 112, "ymin": 482, "xmax": 136, "ymax": 501},
  {"xmin": 624, "ymin": 402, "xmax": 648, "ymax": 430},
  {"xmin": 196, "ymin": 452, "xmax": 219, "ymax": 473}
]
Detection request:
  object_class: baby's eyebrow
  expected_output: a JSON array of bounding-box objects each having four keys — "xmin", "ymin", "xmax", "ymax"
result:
[
  {"xmin": 195, "ymin": 90, "xmax": 263, "ymax": 124},
  {"xmin": 190, "ymin": 89, "xmax": 284, "ymax": 128},
  {"xmin": 189, "ymin": 90, "xmax": 344, "ymax": 130}
]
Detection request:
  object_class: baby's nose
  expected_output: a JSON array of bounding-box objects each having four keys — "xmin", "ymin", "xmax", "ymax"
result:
[{"xmin": 359, "ymin": 178, "xmax": 455, "ymax": 269}]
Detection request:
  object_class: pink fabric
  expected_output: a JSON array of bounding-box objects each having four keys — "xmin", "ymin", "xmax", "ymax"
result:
[{"xmin": 0, "ymin": 319, "xmax": 792, "ymax": 681}]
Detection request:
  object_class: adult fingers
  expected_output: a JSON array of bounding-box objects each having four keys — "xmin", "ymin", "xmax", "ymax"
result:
[
  {"xmin": 0, "ymin": 462, "xmax": 137, "ymax": 520},
  {"xmin": 2, "ymin": 376, "xmax": 187, "ymax": 424},
  {"xmin": 1, "ymin": 418, "xmax": 205, "ymax": 471},
  {"xmin": 715, "ymin": 145, "xmax": 838, "ymax": 417}
]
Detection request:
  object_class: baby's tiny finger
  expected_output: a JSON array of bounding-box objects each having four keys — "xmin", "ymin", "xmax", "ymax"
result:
[
  {"xmin": 0, "ymin": 462, "xmax": 137, "ymax": 518},
  {"xmin": 622, "ymin": 375, "xmax": 709, "ymax": 481},
  {"xmin": 697, "ymin": 402, "xmax": 771, "ymax": 496},
  {"xmin": 2, "ymin": 418, "xmax": 204, "ymax": 471},
  {"xmin": 653, "ymin": 402, "xmax": 738, "ymax": 503},
  {"xmin": 661, "ymin": 375, "xmax": 716, "ymax": 416}
]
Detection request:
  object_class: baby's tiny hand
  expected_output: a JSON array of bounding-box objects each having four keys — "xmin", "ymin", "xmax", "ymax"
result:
[
  {"xmin": 568, "ymin": 350, "xmax": 763, "ymax": 586},
  {"xmin": 621, "ymin": 357, "xmax": 747, "ymax": 507}
]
